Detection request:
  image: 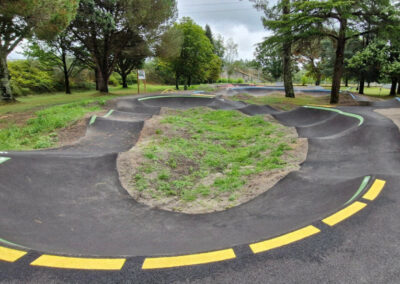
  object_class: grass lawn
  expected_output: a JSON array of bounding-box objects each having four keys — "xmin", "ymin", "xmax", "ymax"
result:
[
  {"xmin": 122, "ymin": 107, "xmax": 300, "ymax": 212},
  {"xmin": 0, "ymin": 99, "xmax": 105, "ymax": 150},
  {"xmin": 0, "ymin": 84, "xmax": 174, "ymax": 115},
  {"xmin": 349, "ymin": 86, "xmax": 391, "ymax": 96},
  {"xmin": 0, "ymin": 83, "xmax": 219, "ymax": 151},
  {"xmin": 230, "ymin": 93, "xmax": 331, "ymax": 110}
]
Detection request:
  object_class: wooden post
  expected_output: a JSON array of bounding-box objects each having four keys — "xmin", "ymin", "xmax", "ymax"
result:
[{"xmin": 137, "ymin": 70, "xmax": 140, "ymax": 94}]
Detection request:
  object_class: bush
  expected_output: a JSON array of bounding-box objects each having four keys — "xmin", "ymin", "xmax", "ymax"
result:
[
  {"xmin": 8, "ymin": 60, "xmax": 57, "ymax": 94},
  {"xmin": 108, "ymin": 73, "xmax": 119, "ymax": 86}
]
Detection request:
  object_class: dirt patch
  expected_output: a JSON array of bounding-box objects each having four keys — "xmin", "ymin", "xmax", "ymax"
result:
[
  {"xmin": 56, "ymin": 110, "xmax": 108, "ymax": 147},
  {"xmin": 0, "ymin": 111, "xmax": 36, "ymax": 130},
  {"xmin": 117, "ymin": 107, "xmax": 308, "ymax": 214},
  {"xmin": 375, "ymin": 108, "xmax": 400, "ymax": 130}
]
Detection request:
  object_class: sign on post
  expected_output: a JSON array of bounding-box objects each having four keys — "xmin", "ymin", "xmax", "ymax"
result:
[
  {"xmin": 137, "ymin": 70, "xmax": 146, "ymax": 94},
  {"xmin": 138, "ymin": 70, "xmax": 146, "ymax": 80}
]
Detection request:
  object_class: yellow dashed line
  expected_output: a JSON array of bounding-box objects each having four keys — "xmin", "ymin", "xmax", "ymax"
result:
[
  {"xmin": 363, "ymin": 179, "xmax": 386, "ymax": 201},
  {"xmin": 322, "ymin": 201, "xmax": 367, "ymax": 226},
  {"xmin": 142, "ymin": 249, "xmax": 236, "ymax": 269},
  {"xmin": 0, "ymin": 246, "xmax": 27, "ymax": 262},
  {"xmin": 249, "ymin": 225, "xmax": 320, "ymax": 254},
  {"xmin": 30, "ymin": 255, "xmax": 126, "ymax": 270}
]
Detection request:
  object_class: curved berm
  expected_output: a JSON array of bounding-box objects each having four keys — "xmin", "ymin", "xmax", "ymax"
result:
[
  {"xmin": 0, "ymin": 95, "xmax": 398, "ymax": 260},
  {"xmin": 227, "ymin": 86, "xmax": 332, "ymax": 96}
]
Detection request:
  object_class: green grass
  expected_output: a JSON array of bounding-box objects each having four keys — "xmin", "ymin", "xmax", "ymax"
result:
[
  {"xmin": 0, "ymin": 84, "xmax": 174, "ymax": 115},
  {"xmin": 0, "ymin": 83, "xmax": 220, "ymax": 115},
  {"xmin": 132, "ymin": 107, "xmax": 293, "ymax": 202},
  {"xmin": 0, "ymin": 83, "xmax": 220, "ymax": 151},
  {"xmin": 230, "ymin": 93, "xmax": 330, "ymax": 110},
  {"xmin": 348, "ymin": 87, "xmax": 391, "ymax": 97},
  {"xmin": 0, "ymin": 99, "xmax": 105, "ymax": 150}
]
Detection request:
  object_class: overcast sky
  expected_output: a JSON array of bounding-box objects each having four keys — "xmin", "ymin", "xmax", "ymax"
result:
[
  {"xmin": 9, "ymin": 0, "xmax": 268, "ymax": 61},
  {"xmin": 177, "ymin": 0, "xmax": 268, "ymax": 60}
]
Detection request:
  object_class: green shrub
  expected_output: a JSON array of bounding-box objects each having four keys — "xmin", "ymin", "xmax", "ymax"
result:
[
  {"xmin": 8, "ymin": 60, "xmax": 57, "ymax": 94},
  {"xmin": 108, "ymin": 73, "xmax": 119, "ymax": 86}
]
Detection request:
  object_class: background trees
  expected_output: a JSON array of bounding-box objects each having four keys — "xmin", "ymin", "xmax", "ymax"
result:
[
  {"xmin": 252, "ymin": 0, "xmax": 399, "ymax": 103},
  {"xmin": 251, "ymin": 0, "xmax": 295, "ymax": 97},
  {"xmin": 158, "ymin": 17, "xmax": 219, "ymax": 89},
  {"xmin": 69, "ymin": 0, "xmax": 176, "ymax": 93},
  {"xmin": 224, "ymin": 38, "xmax": 239, "ymax": 81},
  {"xmin": 281, "ymin": 0, "xmax": 397, "ymax": 103},
  {"xmin": 25, "ymin": 32, "xmax": 84, "ymax": 94},
  {"xmin": 0, "ymin": 0, "xmax": 78, "ymax": 101},
  {"xmin": 254, "ymin": 42, "xmax": 282, "ymax": 82}
]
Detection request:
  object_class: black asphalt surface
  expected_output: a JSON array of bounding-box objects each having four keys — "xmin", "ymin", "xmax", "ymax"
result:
[
  {"xmin": 227, "ymin": 86, "xmax": 332, "ymax": 96},
  {"xmin": 1, "ymin": 95, "xmax": 400, "ymax": 283}
]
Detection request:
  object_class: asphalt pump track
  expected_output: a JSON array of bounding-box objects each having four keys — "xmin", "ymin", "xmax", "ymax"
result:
[{"xmin": 1, "ymin": 94, "xmax": 400, "ymax": 282}]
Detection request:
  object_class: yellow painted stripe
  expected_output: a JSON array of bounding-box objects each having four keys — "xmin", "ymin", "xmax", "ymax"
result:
[
  {"xmin": 31, "ymin": 255, "xmax": 126, "ymax": 270},
  {"xmin": 142, "ymin": 249, "xmax": 236, "ymax": 269},
  {"xmin": 249, "ymin": 225, "xmax": 320, "ymax": 254},
  {"xmin": 322, "ymin": 201, "xmax": 367, "ymax": 226},
  {"xmin": 0, "ymin": 246, "xmax": 27, "ymax": 262},
  {"xmin": 363, "ymin": 179, "xmax": 386, "ymax": 201}
]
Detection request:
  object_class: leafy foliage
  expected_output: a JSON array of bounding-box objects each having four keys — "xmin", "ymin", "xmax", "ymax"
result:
[
  {"xmin": 0, "ymin": 0, "xmax": 79, "ymax": 100},
  {"xmin": 158, "ymin": 17, "xmax": 218, "ymax": 88},
  {"xmin": 68, "ymin": 0, "xmax": 177, "ymax": 92},
  {"xmin": 8, "ymin": 60, "xmax": 57, "ymax": 94}
]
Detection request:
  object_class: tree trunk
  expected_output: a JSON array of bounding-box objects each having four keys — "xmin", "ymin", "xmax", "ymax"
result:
[
  {"xmin": 282, "ymin": 0, "xmax": 295, "ymax": 98},
  {"xmin": 0, "ymin": 52, "xmax": 14, "ymax": 102},
  {"xmin": 62, "ymin": 52, "xmax": 71, "ymax": 94},
  {"xmin": 175, "ymin": 73, "xmax": 179, "ymax": 90},
  {"xmin": 359, "ymin": 77, "xmax": 365, "ymax": 95},
  {"xmin": 390, "ymin": 78, "xmax": 397, "ymax": 96},
  {"xmin": 97, "ymin": 68, "xmax": 109, "ymax": 93},
  {"xmin": 315, "ymin": 74, "xmax": 321, "ymax": 86},
  {"xmin": 95, "ymin": 68, "xmax": 99, "ymax": 91},
  {"xmin": 367, "ymin": 81, "xmax": 370, "ymax": 87},
  {"xmin": 397, "ymin": 78, "xmax": 400, "ymax": 95},
  {"xmin": 345, "ymin": 76, "xmax": 349, "ymax": 87},
  {"xmin": 121, "ymin": 73, "xmax": 128, "ymax": 88},
  {"xmin": 330, "ymin": 19, "xmax": 347, "ymax": 104},
  {"xmin": 188, "ymin": 76, "xmax": 192, "ymax": 87}
]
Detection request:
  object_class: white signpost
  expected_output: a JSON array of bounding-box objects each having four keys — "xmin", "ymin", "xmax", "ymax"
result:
[{"xmin": 137, "ymin": 70, "xmax": 146, "ymax": 94}]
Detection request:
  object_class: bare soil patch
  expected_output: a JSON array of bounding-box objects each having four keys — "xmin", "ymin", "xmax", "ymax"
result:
[{"xmin": 56, "ymin": 110, "xmax": 107, "ymax": 147}]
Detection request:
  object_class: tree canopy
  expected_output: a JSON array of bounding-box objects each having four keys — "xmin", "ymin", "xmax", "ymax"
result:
[
  {"xmin": 69, "ymin": 0, "xmax": 177, "ymax": 93},
  {"xmin": 158, "ymin": 17, "xmax": 217, "ymax": 89},
  {"xmin": 0, "ymin": 0, "xmax": 79, "ymax": 101}
]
